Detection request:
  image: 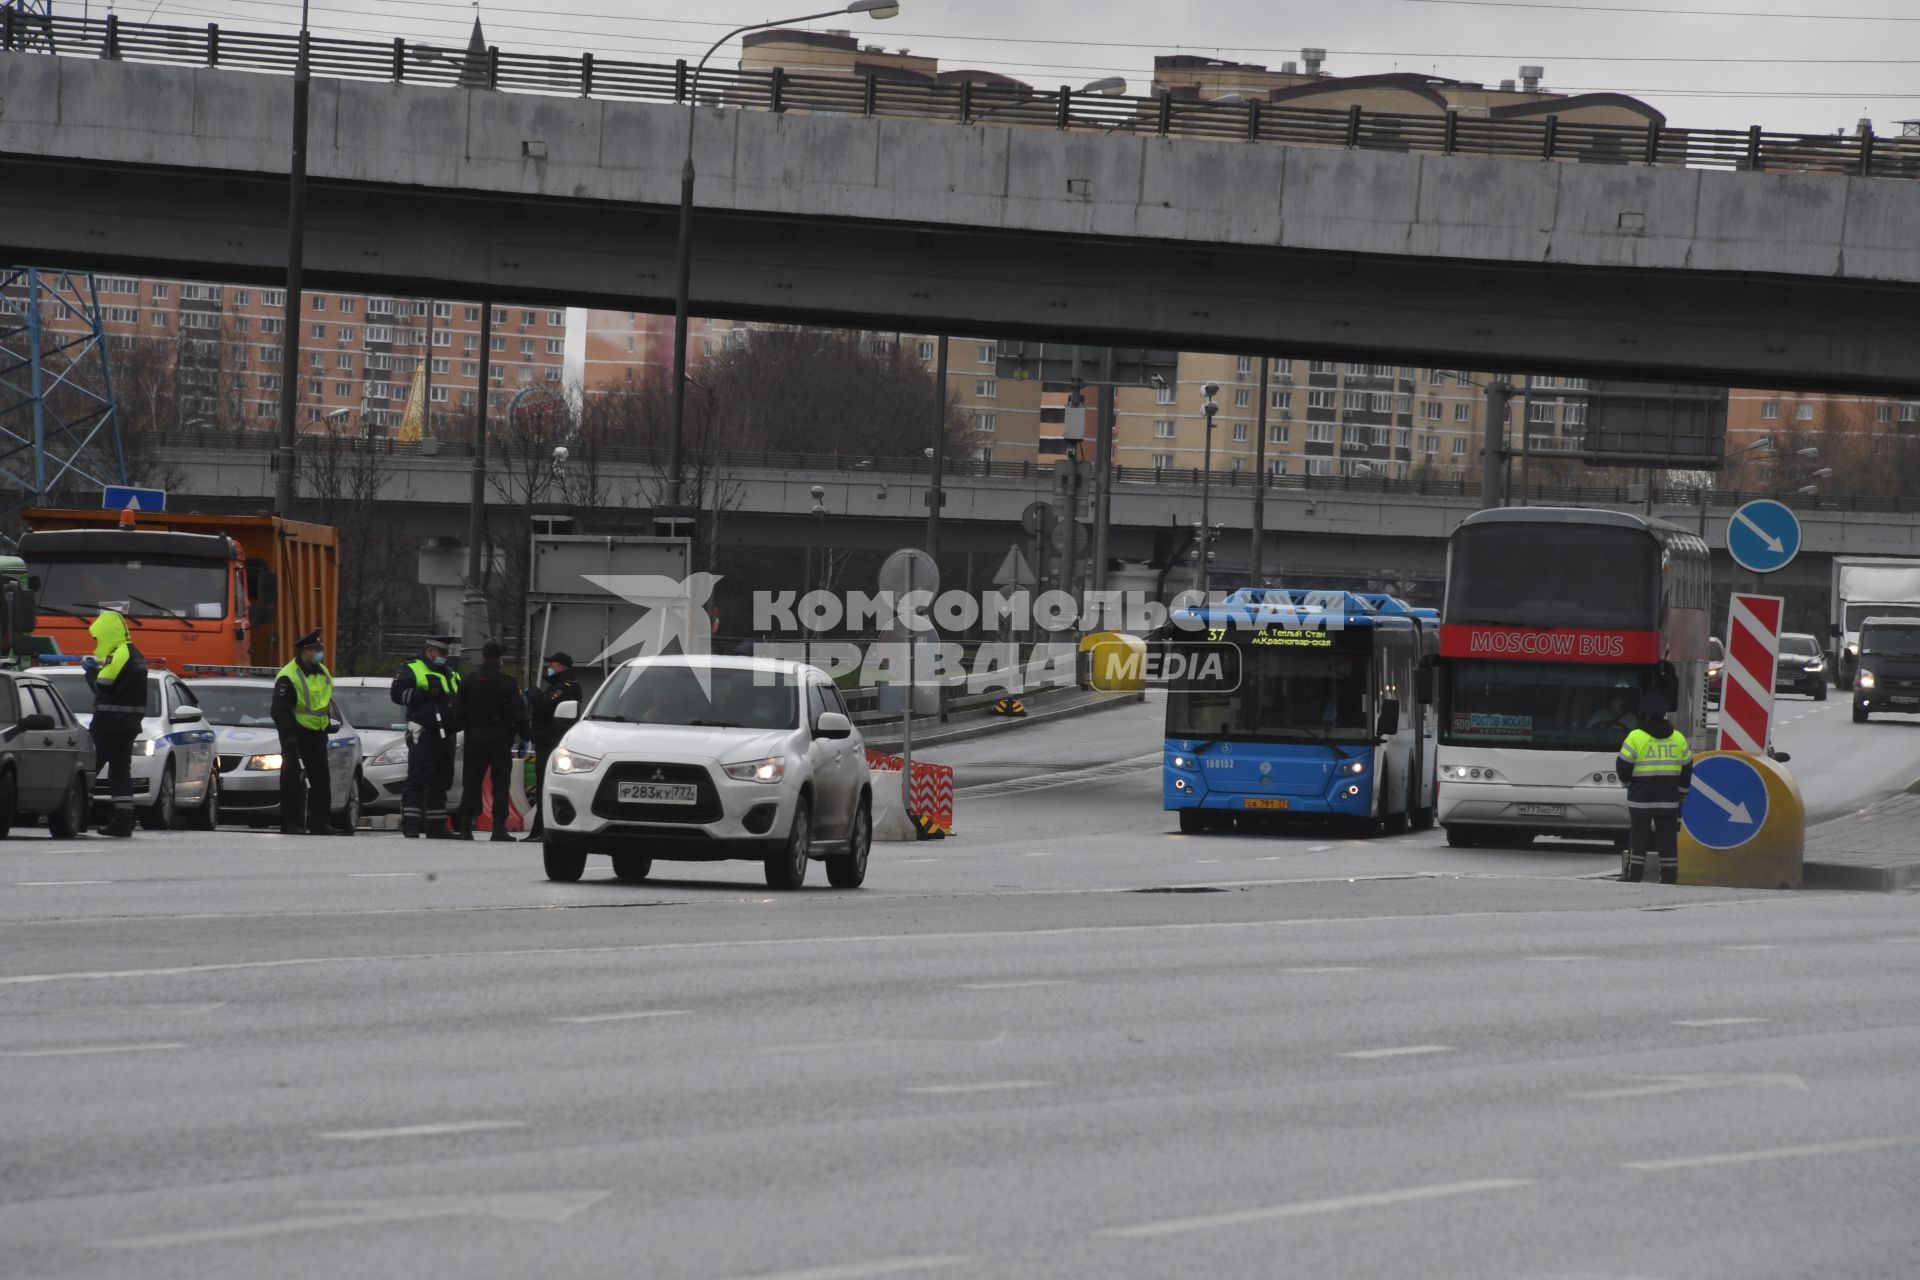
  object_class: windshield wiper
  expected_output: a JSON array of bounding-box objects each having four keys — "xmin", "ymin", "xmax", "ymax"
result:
[
  {"xmin": 589, "ymin": 714, "xmax": 634, "ymax": 723},
  {"xmin": 687, "ymin": 719, "xmax": 746, "ymax": 728},
  {"xmin": 123, "ymin": 593, "xmax": 184, "ymax": 618}
]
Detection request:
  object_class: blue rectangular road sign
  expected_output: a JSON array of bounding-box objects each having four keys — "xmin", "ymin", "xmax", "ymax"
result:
[{"xmin": 103, "ymin": 485, "xmax": 167, "ymax": 512}]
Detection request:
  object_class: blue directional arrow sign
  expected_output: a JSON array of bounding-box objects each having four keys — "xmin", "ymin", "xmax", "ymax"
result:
[
  {"xmin": 1682, "ymin": 754, "xmax": 1771, "ymax": 851},
  {"xmin": 1726, "ymin": 498, "xmax": 1801, "ymax": 575},
  {"xmin": 103, "ymin": 484, "xmax": 167, "ymax": 513}
]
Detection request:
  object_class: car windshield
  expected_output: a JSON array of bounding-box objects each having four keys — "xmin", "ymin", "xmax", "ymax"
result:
[
  {"xmin": 333, "ymin": 686, "xmax": 408, "ymax": 733},
  {"xmin": 191, "ymin": 684, "xmax": 277, "ymax": 727},
  {"xmin": 1709, "ymin": 639, "xmax": 1724, "ymax": 662},
  {"xmin": 1779, "ymin": 635, "xmax": 1821, "ymax": 658},
  {"xmin": 1859, "ymin": 626, "xmax": 1920, "ymax": 659},
  {"xmin": 590, "ymin": 664, "xmax": 799, "ymax": 730},
  {"xmin": 38, "ymin": 672, "xmax": 161, "ymax": 717},
  {"xmin": 1846, "ymin": 603, "xmax": 1920, "ymax": 631}
]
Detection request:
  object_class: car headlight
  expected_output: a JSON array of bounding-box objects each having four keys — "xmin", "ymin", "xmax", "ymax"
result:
[
  {"xmin": 369, "ymin": 743, "xmax": 409, "ymax": 767},
  {"xmin": 551, "ymin": 747, "xmax": 601, "ymax": 775},
  {"xmin": 724, "ymin": 755, "xmax": 787, "ymax": 783},
  {"xmin": 135, "ymin": 738, "xmax": 157, "ymax": 757},
  {"xmin": 1858, "ymin": 670, "xmax": 1876, "ymax": 689},
  {"xmin": 1803, "ymin": 662, "xmax": 1824, "ymax": 673},
  {"xmin": 1847, "ymin": 644, "xmax": 1859, "ymax": 658},
  {"xmin": 245, "ymin": 752, "xmax": 284, "ymax": 771}
]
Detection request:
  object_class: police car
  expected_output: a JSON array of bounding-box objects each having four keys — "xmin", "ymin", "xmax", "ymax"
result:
[
  {"xmin": 37, "ymin": 665, "xmax": 220, "ymax": 830},
  {"xmin": 185, "ymin": 677, "xmax": 365, "ymax": 830},
  {"xmin": 329, "ymin": 676, "xmax": 464, "ymax": 816}
]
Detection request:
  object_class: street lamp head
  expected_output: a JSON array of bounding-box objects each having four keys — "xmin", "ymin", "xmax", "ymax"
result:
[
  {"xmin": 1795, "ymin": 484, "xmax": 1819, "ymax": 495},
  {"xmin": 552, "ymin": 445, "xmax": 569, "ymax": 463},
  {"xmin": 1082, "ymin": 77, "xmax": 1128, "ymax": 96},
  {"xmin": 1796, "ymin": 446, "xmax": 1820, "ymax": 458},
  {"xmin": 1810, "ymin": 466, "xmax": 1835, "ymax": 479},
  {"xmin": 1202, "ymin": 382, "xmax": 1220, "ymax": 399},
  {"xmin": 847, "ymin": 0, "xmax": 900, "ymax": 16},
  {"xmin": 810, "ymin": 484, "xmax": 825, "ymax": 500},
  {"xmin": 1208, "ymin": 93, "xmax": 1248, "ymax": 106}
]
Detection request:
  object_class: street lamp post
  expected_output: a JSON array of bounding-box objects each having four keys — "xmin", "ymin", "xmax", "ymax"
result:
[
  {"xmin": 1199, "ymin": 382, "xmax": 1219, "ymax": 599},
  {"xmin": 667, "ymin": 0, "xmax": 901, "ymax": 509},
  {"xmin": 274, "ymin": 0, "xmax": 315, "ymax": 516}
]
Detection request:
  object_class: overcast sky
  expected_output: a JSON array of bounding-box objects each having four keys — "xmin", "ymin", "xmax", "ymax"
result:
[{"xmin": 146, "ymin": 0, "xmax": 1920, "ymax": 135}]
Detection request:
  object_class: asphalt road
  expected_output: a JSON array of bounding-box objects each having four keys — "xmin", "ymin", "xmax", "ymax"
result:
[{"xmin": 2, "ymin": 693, "xmax": 1915, "ymax": 1280}]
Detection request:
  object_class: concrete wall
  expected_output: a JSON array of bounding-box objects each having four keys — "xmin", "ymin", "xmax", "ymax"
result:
[{"xmin": 4, "ymin": 53, "xmax": 1920, "ymax": 390}]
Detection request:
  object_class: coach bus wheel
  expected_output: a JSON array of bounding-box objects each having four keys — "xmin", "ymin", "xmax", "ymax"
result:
[
  {"xmin": 1178, "ymin": 811, "xmax": 1207, "ymax": 835},
  {"xmin": 1410, "ymin": 806, "xmax": 1435, "ymax": 833},
  {"xmin": 1444, "ymin": 825, "xmax": 1478, "ymax": 849}
]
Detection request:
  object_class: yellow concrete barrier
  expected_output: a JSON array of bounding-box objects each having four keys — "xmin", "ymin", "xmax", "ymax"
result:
[
  {"xmin": 1080, "ymin": 631, "xmax": 1147, "ymax": 694},
  {"xmin": 1679, "ymin": 750, "xmax": 1804, "ymax": 890}
]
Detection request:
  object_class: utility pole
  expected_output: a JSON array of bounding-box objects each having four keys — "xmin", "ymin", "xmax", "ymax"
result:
[
  {"xmin": 1199, "ymin": 383, "xmax": 1219, "ymax": 598},
  {"xmin": 273, "ymin": 12, "xmax": 314, "ymax": 516},
  {"xmin": 461, "ymin": 300, "xmax": 493, "ymax": 661},
  {"xmin": 1479, "ymin": 377, "xmax": 1513, "ymax": 511},
  {"xmin": 1251, "ymin": 356, "xmax": 1269, "ymax": 584},
  {"xmin": 927, "ymin": 335, "xmax": 946, "ymax": 561},
  {"xmin": 1092, "ymin": 347, "xmax": 1117, "ymax": 593}
]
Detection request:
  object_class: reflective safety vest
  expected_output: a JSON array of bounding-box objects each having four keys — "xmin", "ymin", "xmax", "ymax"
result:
[
  {"xmin": 406, "ymin": 658, "xmax": 461, "ymax": 699},
  {"xmin": 1619, "ymin": 728, "xmax": 1691, "ymax": 775},
  {"xmin": 277, "ymin": 660, "xmax": 334, "ymax": 732}
]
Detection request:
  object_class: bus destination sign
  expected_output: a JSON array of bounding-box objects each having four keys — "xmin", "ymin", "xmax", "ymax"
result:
[{"xmin": 1439, "ymin": 625, "xmax": 1661, "ymax": 664}]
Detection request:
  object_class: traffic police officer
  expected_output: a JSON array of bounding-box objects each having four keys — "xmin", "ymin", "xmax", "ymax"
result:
[
  {"xmin": 83, "ymin": 608, "xmax": 148, "ymax": 839},
  {"xmin": 524, "ymin": 651, "xmax": 582, "ymax": 842},
  {"xmin": 455, "ymin": 641, "xmax": 530, "ymax": 842},
  {"xmin": 272, "ymin": 628, "xmax": 339, "ymax": 835},
  {"xmin": 1616, "ymin": 690, "xmax": 1694, "ymax": 884},
  {"xmin": 392, "ymin": 634, "xmax": 461, "ymax": 838}
]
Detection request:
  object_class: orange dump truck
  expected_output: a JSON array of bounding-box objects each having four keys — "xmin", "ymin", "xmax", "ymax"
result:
[{"xmin": 18, "ymin": 509, "xmax": 338, "ymax": 674}]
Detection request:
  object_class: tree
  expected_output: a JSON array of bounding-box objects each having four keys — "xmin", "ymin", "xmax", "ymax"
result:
[{"xmin": 303, "ymin": 415, "xmax": 420, "ymax": 672}]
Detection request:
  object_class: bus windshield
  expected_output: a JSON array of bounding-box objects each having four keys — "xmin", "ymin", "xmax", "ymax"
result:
[
  {"xmin": 1446, "ymin": 523, "xmax": 1659, "ymax": 631},
  {"xmin": 1168, "ymin": 645, "xmax": 1372, "ymax": 742},
  {"xmin": 1441, "ymin": 660, "xmax": 1657, "ymax": 752},
  {"xmin": 30, "ymin": 554, "xmax": 228, "ymax": 620}
]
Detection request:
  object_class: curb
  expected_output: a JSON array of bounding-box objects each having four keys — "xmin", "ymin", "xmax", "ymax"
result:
[
  {"xmin": 1802, "ymin": 858, "xmax": 1920, "ymax": 893},
  {"xmin": 865, "ymin": 690, "xmax": 1144, "ymax": 752}
]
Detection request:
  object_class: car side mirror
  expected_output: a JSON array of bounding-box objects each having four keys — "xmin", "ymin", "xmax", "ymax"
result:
[
  {"xmin": 1375, "ymin": 698, "xmax": 1400, "ymax": 741},
  {"xmin": 1830, "ymin": 623, "xmax": 1842, "ymax": 638},
  {"xmin": 16, "ymin": 713, "xmax": 52, "ymax": 733},
  {"xmin": 249, "ymin": 603, "xmax": 277, "ymax": 626},
  {"xmin": 554, "ymin": 700, "xmax": 579, "ymax": 721},
  {"xmin": 170, "ymin": 705, "xmax": 203, "ymax": 724},
  {"xmin": 814, "ymin": 710, "xmax": 853, "ymax": 740}
]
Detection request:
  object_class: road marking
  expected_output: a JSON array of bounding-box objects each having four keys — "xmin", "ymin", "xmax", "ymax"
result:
[
  {"xmin": 1624, "ymin": 1135, "xmax": 1920, "ymax": 1173},
  {"xmin": 1308, "ymin": 845, "xmax": 1334, "ymax": 852},
  {"xmin": 895, "ymin": 858, "xmax": 943, "ymax": 863},
  {"xmin": 1341, "ymin": 1045, "xmax": 1452, "ymax": 1060},
  {"xmin": 1526, "ymin": 954, "xmax": 1599, "ymax": 962},
  {"xmin": 1721, "ymin": 944, "xmax": 1781, "ymax": 951},
  {"xmin": 1195, "ymin": 859, "xmax": 1221, "ymax": 864},
  {"xmin": 96, "ymin": 1190, "xmax": 609, "ymax": 1250},
  {"xmin": 1280, "ymin": 966, "xmax": 1371, "ymax": 974},
  {"xmin": 549, "ymin": 1009, "xmax": 691, "ymax": 1024},
  {"xmin": 1096, "ymin": 1177, "xmax": 1533, "ymax": 1238},
  {"xmin": 349, "ymin": 872, "xmax": 422, "ymax": 878},
  {"xmin": 957, "ymin": 980, "xmax": 1074, "ymax": 990},
  {"xmin": 0, "ymin": 1042, "xmax": 186, "ymax": 1058},
  {"xmin": 904, "ymin": 1080, "xmax": 1053, "ymax": 1095},
  {"xmin": 712, "ymin": 1256, "xmax": 970, "ymax": 1280},
  {"xmin": 15, "ymin": 880, "xmax": 112, "ymax": 886},
  {"xmin": 1672, "ymin": 1017, "xmax": 1772, "ymax": 1027},
  {"xmin": 317, "ymin": 1120, "xmax": 526, "ymax": 1141},
  {"xmin": 0, "ymin": 904, "xmax": 1780, "ymax": 988},
  {"xmin": 18, "ymin": 1002, "xmax": 226, "ymax": 1018},
  {"xmin": 1571, "ymin": 1073, "xmax": 1806, "ymax": 1100}
]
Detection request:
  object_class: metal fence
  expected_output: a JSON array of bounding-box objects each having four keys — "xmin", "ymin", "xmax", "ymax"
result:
[
  {"xmin": 7, "ymin": 13, "xmax": 1919, "ymax": 180},
  {"xmin": 158, "ymin": 427, "xmax": 1920, "ymax": 515}
]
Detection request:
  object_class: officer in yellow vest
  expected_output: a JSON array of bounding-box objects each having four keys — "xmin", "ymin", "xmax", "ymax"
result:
[
  {"xmin": 1616, "ymin": 690, "xmax": 1693, "ymax": 885},
  {"xmin": 271, "ymin": 628, "xmax": 340, "ymax": 835},
  {"xmin": 390, "ymin": 633, "xmax": 462, "ymax": 838}
]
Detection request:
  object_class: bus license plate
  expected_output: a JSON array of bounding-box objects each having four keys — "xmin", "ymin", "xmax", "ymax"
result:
[
  {"xmin": 1516, "ymin": 803, "xmax": 1566, "ymax": 818},
  {"xmin": 1242, "ymin": 798, "xmax": 1290, "ymax": 811},
  {"xmin": 618, "ymin": 782, "xmax": 697, "ymax": 805}
]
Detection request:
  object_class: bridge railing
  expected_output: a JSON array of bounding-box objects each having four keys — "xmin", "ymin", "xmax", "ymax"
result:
[
  {"xmin": 9, "ymin": 13, "xmax": 1920, "ymax": 181},
  {"xmin": 156, "ymin": 427, "xmax": 1920, "ymax": 515}
]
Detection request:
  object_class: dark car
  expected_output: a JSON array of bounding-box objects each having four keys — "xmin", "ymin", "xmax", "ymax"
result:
[
  {"xmin": 1774, "ymin": 633, "xmax": 1829, "ymax": 700},
  {"xmin": 1707, "ymin": 636, "xmax": 1724, "ymax": 706},
  {"xmin": 1853, "ymin": 617, "xmax": 1920, "ymax": 723},
  {"xmin": 0, "ymin": 670, "xmax": 97, "ymax": 838}
]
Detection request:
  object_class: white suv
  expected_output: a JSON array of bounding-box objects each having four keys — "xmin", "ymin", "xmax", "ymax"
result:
[{"xmin": 540, "ymin": 656, "xmax": 872, "ymax": 891}]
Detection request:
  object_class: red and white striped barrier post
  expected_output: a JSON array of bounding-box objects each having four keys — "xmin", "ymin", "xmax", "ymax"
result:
[{"xmin": 1718, "ymin": 592, "xmax": 1783, "ymax": 754}]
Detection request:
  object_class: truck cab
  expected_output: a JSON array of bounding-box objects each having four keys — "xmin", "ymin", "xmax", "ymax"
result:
[{"xmin": 19, "ymin": 528, "xmax": 249, "ymax": 672}]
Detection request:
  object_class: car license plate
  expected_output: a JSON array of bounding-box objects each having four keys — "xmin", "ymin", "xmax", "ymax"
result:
[
  {"xmin": 1242, "ymin": 798, "xmax": 1290, "ymax": 811},
  {"xmin": 618, "ymin": 781, "xmax": 697, "ymax": 805},
  {"xmin": 1890, "ymin": 696, "xmax": 1920, "ymax": 707},
  {"xmin": 1516, "ymin": 803, "xmax": 1566, "ymax": 817}
]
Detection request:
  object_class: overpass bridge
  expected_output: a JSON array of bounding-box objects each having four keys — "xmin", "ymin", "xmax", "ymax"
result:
[
  {"xmin": 154, "ymin": 435, "xmax": 1920, "ymax": 598},
  {"xmin": 4, "ymin": 17, "xmax": 1920, "ymax": 391}
]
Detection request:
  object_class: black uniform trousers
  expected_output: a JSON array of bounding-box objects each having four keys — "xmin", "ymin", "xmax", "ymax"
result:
[
  {"xmin": 88, "ymin": 726, "xmax": 137, "ymax": 815},
  {"xmin": 278, "ymin": 725, "xmax": 332, "ymax": 833},
  {"xmin": 1626, "ymin": 805, "xmax": 1680, "ymax": 884},
  {"xmin": 460, "ymin": 727, "xmax": 515, "ymax": 834},
  {"xmin": 402, "ymin": 731, "xmax": 456, "ymax": 832}
]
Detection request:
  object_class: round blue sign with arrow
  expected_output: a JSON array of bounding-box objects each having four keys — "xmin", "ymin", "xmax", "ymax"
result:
[
  {"xmin": 1682, "ymin": 754, "xmax": 1771, "ymax": 850},
  {"xmin": 1726, "ymin": 498, "xmax": 1802, "ymax": 575}
]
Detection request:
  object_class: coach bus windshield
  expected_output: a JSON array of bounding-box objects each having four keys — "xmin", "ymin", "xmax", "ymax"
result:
[
  {"xmin": 1445, "ymin": 523, "xmax": 1660, "ymax": 631},
  {"xmin": 1167, "ymin": 639, "xmax": 1372, "ymax": 742},
  {"xmin": 1440, "ymin": 660, "xmax": 1658, "ymax": 752}
]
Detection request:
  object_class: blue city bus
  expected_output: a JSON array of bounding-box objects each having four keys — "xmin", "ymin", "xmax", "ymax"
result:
[{"xmin": 1162, "ymin": 589, "xmax": 1439, "ymax": 835}]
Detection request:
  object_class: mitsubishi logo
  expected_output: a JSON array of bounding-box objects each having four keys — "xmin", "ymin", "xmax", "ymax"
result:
[{"xmin": 650, "ymin": 769, "xmax": 666, "ymax": 782}]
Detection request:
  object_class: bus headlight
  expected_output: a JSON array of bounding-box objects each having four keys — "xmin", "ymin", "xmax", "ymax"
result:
[
  {"xmin": 1172, "ymin": 755, "xmax": 1191, "ymax": 769},
  {"xmin": 1344, "ymin": 760, "xmax": 1366, "ymax": 775}
]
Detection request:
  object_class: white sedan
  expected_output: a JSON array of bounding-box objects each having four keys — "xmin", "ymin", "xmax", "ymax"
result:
[
  {"xmin": 38, "ymin": 666, "xmax": 219, "ymax": 830},
  {"xmin": 330, "ymin": 676, "xmax": 465, "ymax": 817},
  {"xmin": 540, "ymin": 656, "xmax": 872, "ymax": 891},
  {"xmin": 186, "ymin": 678, "xmax": 365, "ymax": 830}
]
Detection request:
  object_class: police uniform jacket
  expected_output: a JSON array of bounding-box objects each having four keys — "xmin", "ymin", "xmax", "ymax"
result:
[
  {"xmin": 85, "ymin": 610, "xmax": 150, "ymax": 736},
  {"xmin": 458, "ymin": 662, "xmax": 531, "ymax": 739},
  {"xmin": 530, "ymin": 673, "xmax": 583, "ymax": 747},
  {"xmin": 1617, "ymin": 715, "xmax": 1694, "ymax": 809},
  {"xmin": 391, "ymin": 657, "xmax": 461, "ymax": 732}
]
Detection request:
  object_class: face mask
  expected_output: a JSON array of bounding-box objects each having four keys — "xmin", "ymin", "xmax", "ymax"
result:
[
  {"xmin": 430, "ymin": 653, "xmax": 447, "ymax": 668},
  {"xmin": 545, "ymin": 666, "xmax": 562, "ymax": 681},
  {"xmin": 306, "ymin": 648, "xmax": 325, "ymax": 665}
]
